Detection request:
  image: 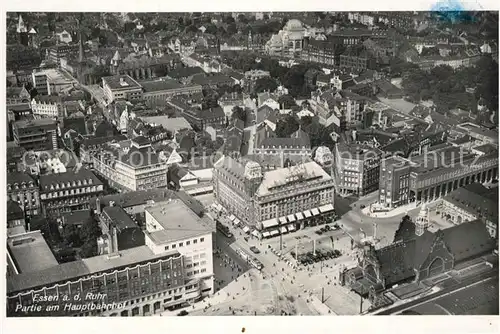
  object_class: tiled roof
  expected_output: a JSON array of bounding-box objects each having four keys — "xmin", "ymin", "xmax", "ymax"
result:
[
  {"xmin": 7, "ymin": 172, "xmax": 35, "ymax": 186},
  {"xmin": 39, "ymin": 169, "xmax": 102, "ymax": 191}
]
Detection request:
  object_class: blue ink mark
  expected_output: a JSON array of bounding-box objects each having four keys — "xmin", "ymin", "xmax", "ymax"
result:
[{"xmin": 431, "ymin": 0, "xmax": 479, "ymax": 24}]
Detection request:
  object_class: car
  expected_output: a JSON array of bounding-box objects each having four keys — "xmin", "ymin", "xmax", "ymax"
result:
[
  {"xmin": 360, "ymin": 204, "xmax": 366, "ymax": 209},
  {"xmin": 177, "ymin": 310, "xmax": 189, "ymax": 316},
  {"xmin": 315, "ymin": 230, "xmax": 323, "ymax": 235},
  {"xmin": 290, "ymin": 251, "xmax": 296, "ymax": 258},
  {"xmin": 250, "ymin": 246, "xmax": 260, "ymax": 254},
  {"xmin": 324, "ymin": 225, "xmax": 331, "ymax": 231}
]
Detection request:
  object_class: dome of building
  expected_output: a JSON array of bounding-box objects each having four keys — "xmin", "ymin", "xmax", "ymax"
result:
[{"xmin": 285, "ymin": 19, "xmax": 304, "ymax": 31}]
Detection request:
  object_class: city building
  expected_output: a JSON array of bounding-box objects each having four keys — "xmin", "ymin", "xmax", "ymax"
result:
[
  {"xmin": 265, "ymin": 19, "xmax": 307, "ymax": 57},
  {"xmin": 98, "ymin": 204, "xmax": 145, "ymax": 254},
  {"xmin": 102, "ymin": 75, "xmax": 143, "ymax": 103},
  {"xmin": 47, "ymin": 44, "xmax": 80, "ymax": 64},
  {"xmin": 301, "ymin": 38, "xmax": 337, "ymax": 66},
  {"xmin": 438, "ymin": 183, "xmax": 498, "ymax": 239},
  {"xmin": 144, "ymin": 199, "xmax": 215, "ymax": 296},
  {"xmin": 334, "ymin": 141, "xmax": 383, "ymax": 196},
  {"xmin": 378, "ymin": 144, "xmax": 498, "ymax": 209},
  {"xmin": 140, "ymin": 79, "xmax": 202, "ymax": 108},
  {"xmin": 310, "ymin": 89, "xmax": 367, "ymax": 129},
  {"xmin": 39, "ymin": 169, "xmax": 104, "ymax": 216},
  {"xmin": 339, "ymin": 46, "xmax": 376, "ymax": 72},
  {"xmin": 7, "ymin": 172, "xmax": 41, "ymax": 217},
  {"xmin": 109, "ymin": 52, "xmax": 180, "ymax": 80},
  {"xmin": 12, "ymin": 119, "xmax": 58, "ymax": 152},
  {"xmin": 90, "ymin": 137, "xmax": 169, "ymax": 192},
  {"xmin": 30, "ymin": 96, "xmax": 65, "ymax": 118},
  {"xmin": 344, "ymin": 206, "xmax": 495, "ymax": 306},
  {"xmin": 254, "ymin": 128, "xmax": 312, "ymax": 157},
  {"xmin": 213, "ymin": 157, "xmax": 336, "ymax": 235},
  {"xmin": 31, "ymin": 70, "xmax": 49, "ymax": 95}
]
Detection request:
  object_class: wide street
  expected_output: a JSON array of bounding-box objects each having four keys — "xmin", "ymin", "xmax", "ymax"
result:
[{"xmin": 190, "ymin": 189, "xmax": 422, "ymax": 315}]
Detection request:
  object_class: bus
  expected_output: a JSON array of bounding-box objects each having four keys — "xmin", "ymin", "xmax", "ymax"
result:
[{"xmin": 216, "ymin": 221, "xmax": 233, "ymax": 238}]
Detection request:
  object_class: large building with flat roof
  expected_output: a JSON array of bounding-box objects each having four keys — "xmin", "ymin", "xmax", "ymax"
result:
[
  {"xmin": 12, "ymin": 118, "xmax": 58, "ymax": 152},
  {"xmin": 213, "ymin": 156, "xmax": 336, "ymax": 238},
  {"xmin": 102, "ymin": 75, "xmax": 143, "ymax": 103},
  {"xmin": 378, "ymin": 144, "xmax": 498, "ymax": 209},
  {"xmin": 144, "ymin": 199, "xmax": 215, "ymax": 297},
  {"xmin": 7, "ymin": 197, "xmax": 215, "ymax": 317}
]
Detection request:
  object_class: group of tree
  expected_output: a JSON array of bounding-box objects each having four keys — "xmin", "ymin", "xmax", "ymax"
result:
[
  {"xmin": 231, "ymin": 106, "xmax": 247, "ymax": 123},
  {"xmin": 61, "ymin": 214, "xmax": 102, "ymax": 258},
  {"xmin": 401, "ymin": 56, "xmax": 498, "ymax": 113},
  {"xmin": 274, "ymin": 114, "xmax": 335, "ymax": 148}
]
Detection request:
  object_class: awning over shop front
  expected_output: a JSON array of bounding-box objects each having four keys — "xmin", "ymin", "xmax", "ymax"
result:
[
  {"xmin": 243, "ymin": 226, "xmax": 250, "ymax": 233},
  {"xmin": 311, "ymin": 208, "xmax": 320, "ymax": 216},
  {"xmin": 233, "ymin": 218, "xmax": 241, "ymax": 226},
  {"xmin": 270, "ymin": 229, "xmax": 279, "ymax": 236},
  {"xmin": 295, "ymin": 212, "xmax": 304, "ymax": 220},
  {"xmin": 262, "ymin": 231, "xmax": 270, "ymax": 238},
  {"xmin": 229, "ymin": 214, "xmax": 236, "ymax": 221},
  {"xmin": 287, "ymin": 214, "xmax": 296, "ymax": 222},
  {"xmin": 279, "ymin": 217, "xmax": 287, "ymax": 224},
  {"xmin": 319, "ymin": 204, "xmax": 334, "ymax": 213},
  {"xmin": 288, "ymin": 224, "xmax": 296, "ymax": 231},
  {"xmin": 252, "ymin": 230, "xmax": 260, "ymax": 237},
  {"xmin": 280, "ymin": 226, "xmax": 288, "ymax": 233},
  {"xmin": 261, "ymin": 218, "xmax": 279, "ymax": 229},
  {"xmin": 303, "ymin": 210, "xmax": 312, "ymax": 218}
]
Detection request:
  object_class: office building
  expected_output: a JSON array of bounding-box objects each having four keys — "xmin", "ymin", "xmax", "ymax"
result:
[
  {"xmin": 12, "ymin": 119, "xmax": 58, "ymax": 152},
  {"xmin": 7, "ymin": 172, "xmax": 41, "ymax": 217}
]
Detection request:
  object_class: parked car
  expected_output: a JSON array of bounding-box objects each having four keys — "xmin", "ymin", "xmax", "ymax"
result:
[
  {"xmin": 177, "ymin": 310, "xmax": 189, "ymax": 316},
  {"xmin": 315, "ymin": 230, "xmax": 323, "ymax": 235},
  {"xmin": 250, "ymin": 246, "xmax": 260, "ymax": 254},
  {"xmin": 324, "ymin": 225, "xmax": 331, "ymax": 231},
  {"xmin": 332, "ymin": 223, "xmax": 340, "ymax": 230},
  {"xmin": 360, "ymin": 204, "xmax": 366, "ymax": 209}
]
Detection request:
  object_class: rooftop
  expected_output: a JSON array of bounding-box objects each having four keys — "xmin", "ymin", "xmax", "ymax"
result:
[
  {"xmin": 146, "ymin": 199, "xmax": 213, "ymax": 244},
  {"xmin": 102, "ymin": 74, "xmax": 142, "ymax": 90},
  {"xmin": 140, "ymin": 79, "xmax": 184, "ymax": 92},
  {"xmin": 91, "ymin": 189, "xmax": 176, "ymax": 210},
  {"xmin": 102, "ymin": 206, "xmax": 138, "ymax": 231},
  {"xmin": 7, "ymin": 230, "xmax": 59, "ymax": 275},
  {"xmin": 39, "ymin": 169, "xmax": 103, "ymax": 191},
  {"xmin": 256, "ymin": 161, "xmax": 332, "ymax": 197},
  {"xmin": 7, "ymin": 245, "xmax": 180, "ymax": 294}
]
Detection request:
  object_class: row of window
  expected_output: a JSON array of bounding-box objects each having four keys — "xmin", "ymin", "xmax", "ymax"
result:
[{"xmin": 164, "ymin": 237, "xmax": 205, "ymax": 251}]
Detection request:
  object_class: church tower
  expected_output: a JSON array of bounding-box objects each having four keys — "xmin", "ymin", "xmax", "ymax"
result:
[
  {"xmin": 17, "ymin": 14, "xmax": 29, "ymax": 46},
  {"xmin": 415, "ymin": 203, "xmax": 429, "ymax": 236}
]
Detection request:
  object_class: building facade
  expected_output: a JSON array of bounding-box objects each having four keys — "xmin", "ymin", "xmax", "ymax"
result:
[
  {"xmin": 90, "ymin": 138, "xmax": 169, "ymax": 192},
  {"xmin": 334, "ymin": 142, "xmax": 382, "ymax": 196},
  {"xmin": 102, "ymin": 75, "xmax": 144, "ymax": 103},
  {"xmin": 213, "ymin": 157, "xmax": 336, "ymax": 237},
  {"xmin": 378, "ymin": 145, "xmax": 499, "ymax": 209},
  {"xmin": 39, "ymin": 169, "xmax": 105, "ymax": 216},
  {"xmin": 7, "ymin": 172, "xmax": 41, "ymax": 217},
  {"xmin": 12, "ymin": 119, "xmax": 58, "ymax": 152}
]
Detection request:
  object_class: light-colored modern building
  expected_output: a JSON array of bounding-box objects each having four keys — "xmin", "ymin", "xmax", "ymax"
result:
[
  {"xmin": 334, "ymin": 141, "xmax": 382, "ymax": 196},
  {"xmin": 144, "ymin": 199, "xmax": 215, "ymax": 296},
  {"xmin": 102, "ymin": 75, "xmax": 143, "ymax": 103}
]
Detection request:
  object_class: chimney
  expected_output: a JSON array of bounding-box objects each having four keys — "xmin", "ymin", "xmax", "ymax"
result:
[
  {"xmin": 109, "ymin": 200, "xmax": 115, "ymax": 207},
  {"xmin": 96, "ymin": 197, "xmax": 102, "ymax": 214},
  {"xmin": 113, "ymin": 227, "xmax": 119, "ymax": 254}
]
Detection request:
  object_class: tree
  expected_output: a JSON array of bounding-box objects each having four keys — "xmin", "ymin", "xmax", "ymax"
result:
[
  {"xmin": 275, "ymin": 115, "xmax": 299, "ymax": 137},
  {"xmin": 227, "ymin": 22, "xmax": 238, "ymax": 35},
  {"xmin": 80, "ymin": 217, "xmax": 102, "ymax": 243},
  {"xmin": 80, "ymin": 239, "xmax": 98, "ymax": 259},
  {"xmin": 278, "ymin": 94, "xmax": 297, "ymax": 109},
  {"xmin": 224, "ymin": 15, "xmax": 235, "ymax": 25},
  {"xmin": 231, "ymin": 106, "xmax": 246, "ymax": 122},
  {"xmin": 185, "ymin": 25, "xmax": 198, "ymax": 33},
  {"xmin": 205, "ymin": 23, "xmax": 218, "ymax": 35},
  {"xmin": 123, "ymin": 21, "xmax": 136, "ymax": 33},
  {"xmin": 237, "ymin": 14, "xmax": 249, "ymax": 24},
  {"xmin": 254, "ymin": 77, "xmax": 278, "ymax": 93},
  {"xmin": 263, "ymin": 14, "xmax": 269, "ymax": 21},
  {"xmin": 62, "ymin": 224, "xmax": 82, "ymax": 247}
]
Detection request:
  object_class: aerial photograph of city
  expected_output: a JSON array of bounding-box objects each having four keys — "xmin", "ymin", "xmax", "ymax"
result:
[{"xmin": 4, "ymin": 11, "xmax": 499, "ymax": 317}]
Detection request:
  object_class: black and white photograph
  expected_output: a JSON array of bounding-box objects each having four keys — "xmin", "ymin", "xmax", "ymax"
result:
[{"xmin": 3, "ymin": 6, "xmax": 499, "ymax": 322}]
